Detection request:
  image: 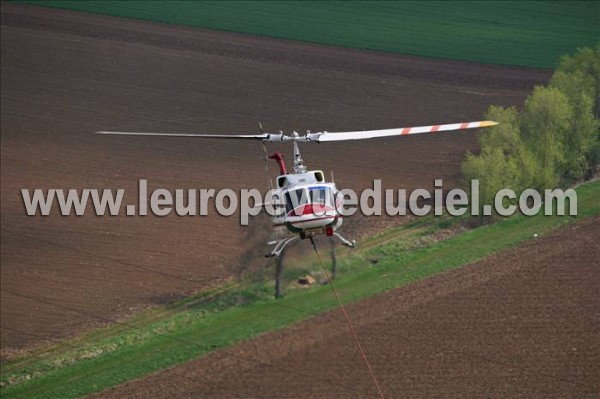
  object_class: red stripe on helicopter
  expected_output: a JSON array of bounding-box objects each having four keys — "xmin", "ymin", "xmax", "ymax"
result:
[
  {"xmin": 431, "ymin": 125, "xmax": 440, "ymax": 133},
  {"xmin": 401, "ymin": 127, "xmax": 411, "ymax": 135},
  {"xmin": 287, "ymin": 204, "xmax": 335, "ymax": 217},
  {"xmin": 460, "ymin": 122, "xmax": 469, "ymax": 129}
]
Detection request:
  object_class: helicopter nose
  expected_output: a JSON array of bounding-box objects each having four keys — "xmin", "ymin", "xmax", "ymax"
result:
[
  {"xmin": 301, "ymin": 204, "xmax": 314, "ymax": 215},
  {"xmin": 300, "ymin": 204, "xmax": 329, "ymax": 216}
]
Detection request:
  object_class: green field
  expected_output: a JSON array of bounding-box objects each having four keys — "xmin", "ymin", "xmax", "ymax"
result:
[
  {"xmin": 24, "ymin": 0, "xmax": 599, "ymax": 69},
  {"xmin": 2, "ymin": 181, "xmax": 598, "ymax": 399}
]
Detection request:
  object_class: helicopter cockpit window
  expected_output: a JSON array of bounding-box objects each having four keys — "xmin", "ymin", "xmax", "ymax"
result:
[
  {"xmin": 309, "ymin": 187, "xmax": 333, "ymax": 206},
  {"xmin": 284, "ymin": 189, "xmax": 308, "ymax": 213}
]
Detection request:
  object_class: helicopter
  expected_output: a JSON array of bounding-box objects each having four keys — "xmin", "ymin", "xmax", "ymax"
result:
[{"xmin": 98, "ymin": 119, "xmax": 497, "ymax": 297}]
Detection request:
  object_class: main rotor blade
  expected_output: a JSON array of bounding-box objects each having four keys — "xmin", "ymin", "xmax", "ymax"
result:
[
  {"xmin": 96, "ymin": 131, "xmax": 272, "ymax": 140},
  {"xmin": 97, "ymin": 120, "xmax": 498, "ymax": 143},
  {"xmin": 314, "ymin": 120, "xmax": 497, "ymax": 142}
]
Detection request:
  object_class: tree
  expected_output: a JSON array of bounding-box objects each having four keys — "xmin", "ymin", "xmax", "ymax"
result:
[
  {"xmin": 521, "ymin": 86, "xmax": 573, "ymax": 186},
  {"xmin": 479, "ymin": 105, "xmax": 521, "ymax": 155},
  {"xmin": 552, "ymin": 46, "xmax": 600, "ymax": 178},
  {"xmin": 462, "ymin": 106, "xmax": 527, "ymax": 221},
  {"xmin": 556, "ymin": 46, "xmax": 600, "ymax": 117},
  {"xmin": 508, "ymin": 142, "xmax": 545, "ymax": 192},
  {"xmin": 550, "ymin": 70, "xmax": 599, "ymax": 180}
]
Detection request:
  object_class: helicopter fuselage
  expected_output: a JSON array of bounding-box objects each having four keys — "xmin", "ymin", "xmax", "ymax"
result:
[{"xmin": 271, "ymin": 170, "xmax": 343, "ymax": 237}]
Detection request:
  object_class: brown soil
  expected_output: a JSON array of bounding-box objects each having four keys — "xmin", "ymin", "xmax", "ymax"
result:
[
  {"xmin": 1, "ymin": 3, "xmax": 550, "ymax": 355},
  {"xmin": 93, "ymin": 216, "xmax": 600, "ymax": 398}
]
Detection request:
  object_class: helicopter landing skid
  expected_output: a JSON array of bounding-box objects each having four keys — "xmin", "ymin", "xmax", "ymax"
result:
[
  {"xmin": 333, "ymin": 232, "xmax": 356, "ymax": 249},
  {"xmin": 266, "ymin": 232, "xmax": 355, "ymax": 259},
  {"xmin": 266, "ymin": 236, "xmax": 301, "ymax": 259}
]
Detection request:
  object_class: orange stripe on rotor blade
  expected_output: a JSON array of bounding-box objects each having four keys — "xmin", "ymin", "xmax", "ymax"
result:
[
  {"xmin": 401, "ymin": 128, "xmax": 411, "ymax": 135},
  {"xmin": 460, "ymin": 123, "xmax": 469, "ymax": 129},
  {"xmin": 431, "ymin": 125, "xmax": 440, "ymax": 133}
]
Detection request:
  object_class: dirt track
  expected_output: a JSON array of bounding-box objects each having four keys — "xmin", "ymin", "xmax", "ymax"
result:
[
  {"xmin": 1, "ymin": 3, "xmax": 550, "ymax": 354},
  {"xmin": 93, "ymin": 216, "xmax": 600, "ymax": 398}
]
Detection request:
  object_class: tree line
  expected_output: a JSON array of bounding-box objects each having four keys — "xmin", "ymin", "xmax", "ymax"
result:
[{"xmin": 462, "ymin": 46, "xmax": 600, "ymax": 219}]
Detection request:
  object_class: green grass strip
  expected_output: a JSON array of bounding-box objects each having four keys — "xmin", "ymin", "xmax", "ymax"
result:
[
  {"xmin": 2, "ymin": 181, "xmax": 599, "ymax": 398},
  {"xmin": 19, "ymin": 0, "xmax": 600, "ymax": 69}
]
